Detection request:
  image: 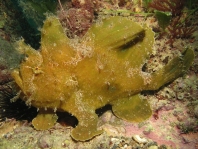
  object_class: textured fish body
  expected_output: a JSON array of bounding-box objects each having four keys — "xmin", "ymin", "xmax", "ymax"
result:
[{"xmin": 12, "ymin": 16, "xmax": 194, "ymax": 141}]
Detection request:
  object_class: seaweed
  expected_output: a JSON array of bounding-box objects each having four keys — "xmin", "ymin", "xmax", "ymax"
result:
[
  {"xmin": 155, "ymin": 11, "xmax": 172, "ymax": 30},
  {"xmin": 57, "ymin": 0, "xmax": 95, "ymax": 37},
  {"xmin": 148, "ymin": 0, "xmax": 197, "ymax": 47},
  {"xmin": 148, "ymin": 0, "xmax": 185, "ymax": 16},
  {"xmin": 166, "ymin": 16, "xmax": 196, "ymax": 47}
]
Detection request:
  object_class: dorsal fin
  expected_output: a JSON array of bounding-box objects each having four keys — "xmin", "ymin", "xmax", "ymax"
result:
[{"xmin": 40, "ymin": 16, "xmax": 75, "ymax": 63}]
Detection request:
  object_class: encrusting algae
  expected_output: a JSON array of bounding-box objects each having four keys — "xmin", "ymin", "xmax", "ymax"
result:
[{"xmin": 11, "ymin": 16, "xmax": 194, "ymax": 141}]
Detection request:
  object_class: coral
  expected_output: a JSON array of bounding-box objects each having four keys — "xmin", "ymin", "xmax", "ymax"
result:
[{"xmin": 11, "ymin": 15, "xmax": 194, "ymax": 141}]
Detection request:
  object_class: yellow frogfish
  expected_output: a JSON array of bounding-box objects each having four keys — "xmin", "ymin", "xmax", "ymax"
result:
[{"xmin": 11, "ymin": 16, "xmax": 194, "ymax": 141}]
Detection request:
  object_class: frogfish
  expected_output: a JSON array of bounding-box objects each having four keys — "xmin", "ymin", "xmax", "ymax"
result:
[{"xmin": 11, "ymin": 16, "xmax": 194, "ymax": 141}]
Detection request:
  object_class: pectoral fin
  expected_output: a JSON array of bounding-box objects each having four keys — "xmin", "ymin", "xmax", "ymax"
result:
[
  {"xmin": 32, "ymin": 110, "xmax": 58, "ymax": 130},
  {"xmin": 112, "ymin": 94, "xmax": 152, "ymax": 122}
]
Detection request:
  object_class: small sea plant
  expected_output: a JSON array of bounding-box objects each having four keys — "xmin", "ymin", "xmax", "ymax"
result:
[
  {"xmin": 148, "ymin": 0, "xmax": 197, "ymax": 46},
  {"xmin": 57, "ymin": 0, "xmax": 96, "ymax": 37},
  {"xmin": 148, "ymin": 0, "xmax": 185, "ymax": 16},
  {"xmin": 166, "ymin": 15, "xmax": 196, "ymax": 46}
]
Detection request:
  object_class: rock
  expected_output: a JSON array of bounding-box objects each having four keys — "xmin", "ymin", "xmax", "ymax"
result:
[
  {"xmin": 194, "ymin": 105, "xmax": 198, "ymax": 118},
  {"xmin": 132, "ymin": 135, "xmax": 148, "ymax": 144},
  {"xmin": 37, "ymin": 134, "xmax": 53, "ymax": 148},
  {"xmin": 148, "ymin": 145, "xmax": 158, "ymax": 149}
]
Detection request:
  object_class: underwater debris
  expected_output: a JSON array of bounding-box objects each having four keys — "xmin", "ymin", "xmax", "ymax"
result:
[{"xmin": 11, "ymin": 15, "xmax": 194, "ymax": 141}]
